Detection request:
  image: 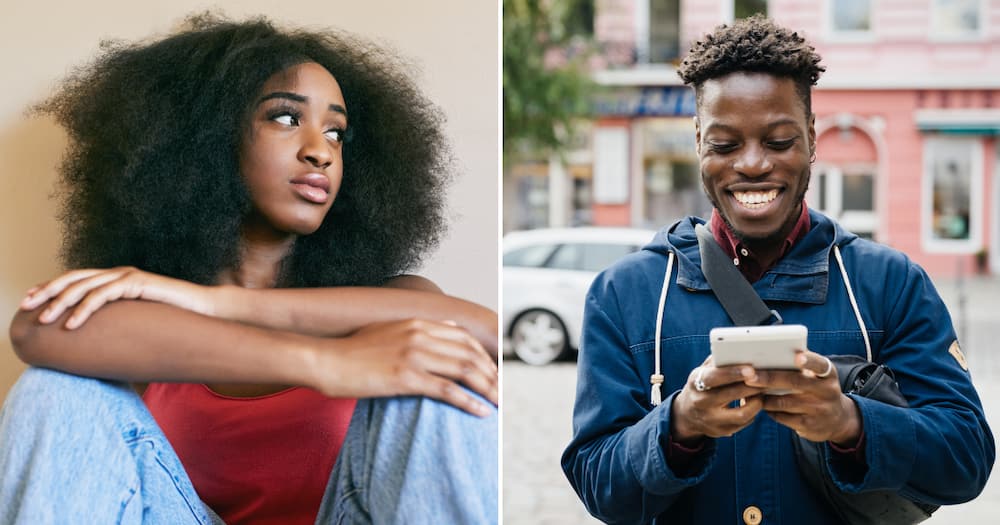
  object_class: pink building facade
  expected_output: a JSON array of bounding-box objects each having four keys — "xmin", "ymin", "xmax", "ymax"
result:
[{"xmin": 507, "ymin": 0, "xmax": 1000, "ymax": 277}]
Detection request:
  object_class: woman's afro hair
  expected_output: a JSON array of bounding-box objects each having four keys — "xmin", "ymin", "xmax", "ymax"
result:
[
  {"xmin": 677, "ymin": 14, "xmax": 825, "ymax": 113},
  {"xmin": 37, "ymin": 12, "xmax": 452, "ymax": 287}
]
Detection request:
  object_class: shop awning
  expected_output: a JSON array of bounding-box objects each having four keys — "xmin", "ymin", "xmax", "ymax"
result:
[{"xmin": 915, "ymin": 109, "xmax": 1000, "ymax": 135}]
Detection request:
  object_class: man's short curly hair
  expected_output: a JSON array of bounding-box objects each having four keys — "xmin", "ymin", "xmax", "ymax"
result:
[
  {"xmin": 677, "ymin": 14, "xmax": 825, "ymax": 114},
  {"xmin": 37, "ymin": 12, "xmax": 451, "ymax": 287}
]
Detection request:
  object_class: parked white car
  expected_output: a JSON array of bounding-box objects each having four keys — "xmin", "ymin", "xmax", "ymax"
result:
[{"xmin": 502, "ymin": 227, "xmax": 658, "ymax": 365}]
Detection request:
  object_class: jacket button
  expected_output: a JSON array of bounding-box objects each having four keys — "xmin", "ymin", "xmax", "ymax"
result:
[{"xmin": 743, "ymin": 505, "xmax": 763, "ymax": 525}]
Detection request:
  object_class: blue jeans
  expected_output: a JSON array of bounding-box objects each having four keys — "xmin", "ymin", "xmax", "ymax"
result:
[{"xmin": 0, "ymin": 368, "xmax": 497, "ymax": 524}]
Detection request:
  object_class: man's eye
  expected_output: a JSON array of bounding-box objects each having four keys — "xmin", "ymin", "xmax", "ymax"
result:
[
  {"xmin": 768, "ymin": 139, "xmax": 795, "ymax": 150},
  {"xmin": 325, "ymin": 129, "xmax": 345, "ymax": 143},
  {"xmin": 708, "ymin": 143, "xmax": 737, "ymax": 153}
]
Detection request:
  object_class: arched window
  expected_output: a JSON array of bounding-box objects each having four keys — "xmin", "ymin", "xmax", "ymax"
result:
[{"xmin": 810, "ymin": 120, "xmax": 879, "ymax": 239}]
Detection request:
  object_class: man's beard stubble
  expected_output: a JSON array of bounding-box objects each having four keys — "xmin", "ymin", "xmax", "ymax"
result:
[{"xmin": 703, "ymin": 167, "xmax": 811, "ymax": 248}]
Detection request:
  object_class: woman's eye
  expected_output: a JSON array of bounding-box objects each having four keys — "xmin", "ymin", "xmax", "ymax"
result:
[
  {"xmin": 768, "ymin": 139, "xmax": 795, "ymax": 150},
  {"xmin": 272, "ymin": 113, "xmax": 298, "ymax": 126},
  {"xmin": 325, "ymin": 129, "xmax": 345, "ymax": 143}
]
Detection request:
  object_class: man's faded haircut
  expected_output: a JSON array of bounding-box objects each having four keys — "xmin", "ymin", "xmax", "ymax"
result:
[{"xmin": 677, "ymin": 14, "xmax": 825, "ymax": 115}]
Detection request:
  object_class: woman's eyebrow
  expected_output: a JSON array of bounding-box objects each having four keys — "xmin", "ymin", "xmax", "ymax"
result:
[{"xmin": 258, "ymin": 91, "xmax": 348, "ymax": 117}]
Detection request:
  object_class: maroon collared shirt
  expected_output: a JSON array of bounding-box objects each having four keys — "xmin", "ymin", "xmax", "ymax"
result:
[{"xmin": 709, "ymin": 201, "xmax": 811, "ymax": 283}]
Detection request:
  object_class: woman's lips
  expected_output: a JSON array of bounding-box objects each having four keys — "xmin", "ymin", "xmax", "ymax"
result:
[
  {"xmin": 290, "ymin": 173, "xmax": 330, "ymax": 204},
  {"xmin": 291, "ymin": 183, "xmax": 329, "ymax": 204}
]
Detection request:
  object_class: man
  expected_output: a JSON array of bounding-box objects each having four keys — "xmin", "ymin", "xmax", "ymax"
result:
[{"xmin": 561, "ymin": 15, "xmax": 994, "ymax": 525}]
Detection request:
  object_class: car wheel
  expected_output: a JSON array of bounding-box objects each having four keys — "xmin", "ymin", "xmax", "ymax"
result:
[{"xmin": 510, "ymin": 310, "xmax": 568, "ymax": 365}]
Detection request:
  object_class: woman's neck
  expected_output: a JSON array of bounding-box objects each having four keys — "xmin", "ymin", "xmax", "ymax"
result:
[{"xmin": 218, "ymin": 226, "xmax": 297, "ymax": 289}]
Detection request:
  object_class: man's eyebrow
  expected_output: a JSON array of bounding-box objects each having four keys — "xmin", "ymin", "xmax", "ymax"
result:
[
  {"xmin": 258, "ymin": 91, "xmax": 348, "ymax": 117},
  {"xmin": 703, "ymin": 118, "xmax": 801, "ymax": 133}
]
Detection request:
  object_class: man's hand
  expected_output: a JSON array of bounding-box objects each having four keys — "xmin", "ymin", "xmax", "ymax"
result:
[
  {"xmin": 748, "ymin": 350, "xmax": 863, "ymax": 446},
  {"xmin": 671, "ymin": 356, "xmax": 766, "ymax": 444}
]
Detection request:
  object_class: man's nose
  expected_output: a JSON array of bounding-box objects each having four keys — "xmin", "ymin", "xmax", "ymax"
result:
[{"xmin": 732, "ymin": 144, "xmax": 772, "ymax": 178}]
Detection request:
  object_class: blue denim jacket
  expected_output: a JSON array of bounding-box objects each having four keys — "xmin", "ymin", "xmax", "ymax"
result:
[{"xmin": 561, "ymin": 210, "xmax": 994, "ymax": 525}]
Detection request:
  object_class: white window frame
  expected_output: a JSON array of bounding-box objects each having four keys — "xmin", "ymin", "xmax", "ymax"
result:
[
  {"xmin": 593, "ymin": 126, "xmax": 630, "ymax": 204},
  {"xmin": 825, "ymin": 0, "xmax": 876, "ymax": 43},
  {"xmin": 810, "ymin": 163, "xmax": 878, "ymax": 237},
  {"xmin": 992, "ymin": 143, "xmax": 1000, "ymax": 274},
  {"xmin": 929, "ymin": 0, "xmax": 986, "ymax": 42},
  {"xmin": 921, "ymin": 136, "xmax": 983, "ymax": 253}
]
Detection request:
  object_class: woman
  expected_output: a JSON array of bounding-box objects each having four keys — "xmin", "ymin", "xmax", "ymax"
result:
[{"xmin": 0, "ymin": 13, "xmax": 497, "ymax": 524}]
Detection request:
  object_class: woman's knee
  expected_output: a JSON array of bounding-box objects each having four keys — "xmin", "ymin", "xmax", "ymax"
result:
[
  {"xmin": 2, "ymin": 367, "xmax": 142, "ymax": 428},
  {"xmin": 364, "ymin": 391, "xmax": 496, "ymax": 433},
  {"xmin": 346, "ymin": 393, "xmax": 497, "ymax": 463}
]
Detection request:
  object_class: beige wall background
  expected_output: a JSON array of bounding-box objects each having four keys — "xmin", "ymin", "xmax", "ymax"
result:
[{"xmin": 0, "ymin": 1, "xmax": 499, "ymax": 401}]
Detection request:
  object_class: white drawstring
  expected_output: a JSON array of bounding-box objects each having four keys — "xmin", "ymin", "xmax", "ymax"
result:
[
  {"xmin": 834, "ymin": 245, "xmax": 872, "ymax": 362},
  {"xmin": 650, "ymin": 252, "xmax": 675, "ymax": 406}
]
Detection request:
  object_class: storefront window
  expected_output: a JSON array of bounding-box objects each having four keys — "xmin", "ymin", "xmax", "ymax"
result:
[
  {"xmin": 842, "ymin": 172, "xmax": 874, "ymax": 211},
  {"xmin": 810, "ymin": 165, "xmax": 877, "ymax": 239},
  {"xmin": 643, "ymin": 158, "xmax": 709, "ymax": 227},
  {"xmin": 571, "ymin": 176, "xmax": 593, "ymax": 226},
  {"xmin": 510, "ymin": 162, "xmax": 550, "ymax": 230},
  {"xmin": 638, "ymin": 118, "xmax": 710, "ymax": 227},
  {"xmin": 923, "ymin": 136, "xmax": 983, "ymax": 252}
]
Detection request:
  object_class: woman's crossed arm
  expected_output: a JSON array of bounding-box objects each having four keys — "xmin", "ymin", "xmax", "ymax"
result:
[{"xmin": 10, "ymin": 268, "xmax": 498, "ymax": 415}]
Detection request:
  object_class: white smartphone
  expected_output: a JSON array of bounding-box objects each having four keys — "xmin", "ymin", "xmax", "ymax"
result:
[{"xmin": 709, "ymin": 324, "xmax": 808, "ymax": 370}]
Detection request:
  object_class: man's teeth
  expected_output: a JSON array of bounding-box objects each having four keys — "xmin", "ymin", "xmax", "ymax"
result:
[{"xmin": 733, "ymin": 189, "xmax": 779, "ymax": 209}]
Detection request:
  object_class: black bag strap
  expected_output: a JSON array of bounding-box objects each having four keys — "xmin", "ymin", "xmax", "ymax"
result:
[{"xmin": 694, "ymin": 223, "xmax": 781, "ymax": 326}]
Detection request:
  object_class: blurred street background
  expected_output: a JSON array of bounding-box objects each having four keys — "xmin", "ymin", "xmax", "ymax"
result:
[{"xmin": 503, "ymin": 0, "xmax": 1000, "ymax": 523}]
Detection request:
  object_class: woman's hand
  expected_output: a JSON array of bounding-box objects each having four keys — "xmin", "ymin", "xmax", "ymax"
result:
[
  {"xmin": 747, "ymin": 350, "xmax": 862, "ymax": 446},
  {"xmin": 670, "ymin": 356, "xmax": 766, "ymax": 444},
  {"xmin": 19, "ymin": 267, "xmax": 215, "ymax": 329},
  {"xmin": 312, "ymin": 318, "xmax": 499, "ymax": 417}
]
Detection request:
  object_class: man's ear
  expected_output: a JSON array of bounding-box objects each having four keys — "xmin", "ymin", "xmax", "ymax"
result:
[
  {"xmin": 808, "ymin": 113, "xmax": 816, "ymax": 154},
  {"xmin": 694, "ymin": 116, "xmax": 701, "ymax": 156}
]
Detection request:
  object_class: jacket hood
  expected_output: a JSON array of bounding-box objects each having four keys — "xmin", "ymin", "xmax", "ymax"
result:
[{"xmin": 641, "ymin": 209, "xmax": 859, "ymax": 294}]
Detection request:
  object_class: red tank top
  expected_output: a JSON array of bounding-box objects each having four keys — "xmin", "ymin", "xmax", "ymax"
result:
[{"xmin": 143, "ymin": 383, "xmax": 356, "ymax": 525}]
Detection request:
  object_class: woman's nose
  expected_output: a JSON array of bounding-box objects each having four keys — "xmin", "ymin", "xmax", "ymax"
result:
[{"xmin": 298, "ymin": 131, "xmax": 332, "ymax": 169}]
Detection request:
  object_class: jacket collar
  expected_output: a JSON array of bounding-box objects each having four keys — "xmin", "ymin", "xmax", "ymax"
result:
[{"xmin": 646, "ymin": 210, "xmax": 856, "ymax": 305}]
